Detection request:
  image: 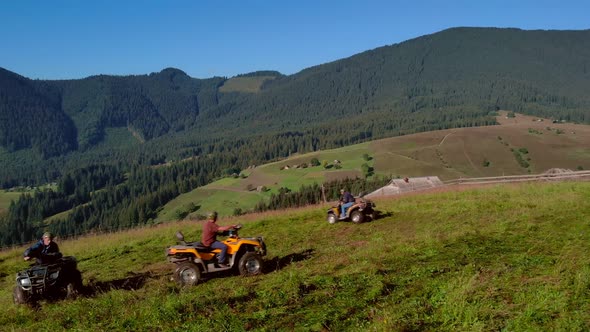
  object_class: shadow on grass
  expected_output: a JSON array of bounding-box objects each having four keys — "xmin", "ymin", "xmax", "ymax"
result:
[
  {"xmin": 179, "ymin": 249, "xmax": 315, "ymax": 283},
  {"xmin": 263, "ymin": 248, "xmax": 315, "ymax": 273},
  {"xmin": 75, "ymin": 250, "xmax": 314, "ymax": 291},
  {"xmin": 158, "ymin": 249, "xmax": 315, "ymax": 286},
  {"xmin": 337, "ymin": 210, "xmax": 392, "ymax": 223},
  {"xmin": 83, "ymin": 272, "xmax": 153, "ymax": 297},
  {"xmin": 373, "ymin": 211, "xmax": 394, "ymax": 220},
  {"xmin": 13, "ymin": 272, "xmax": 150, "ymax": 309}
]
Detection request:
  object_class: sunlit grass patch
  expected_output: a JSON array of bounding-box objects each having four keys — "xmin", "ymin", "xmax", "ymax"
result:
[{"xmin": 2, "ymin": 182, "xmax": 590, "ymax": 330}]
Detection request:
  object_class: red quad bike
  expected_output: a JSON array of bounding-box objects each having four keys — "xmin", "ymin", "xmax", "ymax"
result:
[
  {"xmin": 326, "ymin": 195, "xmax": 377, "ymax": 224},
  {"xmin": 166, "ymin": 224, "xmax": 266, "ymax": 286}
]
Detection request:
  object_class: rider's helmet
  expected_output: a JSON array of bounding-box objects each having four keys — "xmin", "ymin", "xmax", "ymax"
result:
[{"xmin": 207, "ymin": 211, "xmax": 218, "ymax": 221}]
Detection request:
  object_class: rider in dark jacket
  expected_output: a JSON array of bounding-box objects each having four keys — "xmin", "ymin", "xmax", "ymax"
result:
[{"xmin": 23, "ymin": 232, "xmax": 62, "ymax": 264}]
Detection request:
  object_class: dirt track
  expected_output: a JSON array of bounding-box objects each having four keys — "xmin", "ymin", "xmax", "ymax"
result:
[{"xmin": 369, "ymin": 171, "xmax": 590, "ymax": 203}]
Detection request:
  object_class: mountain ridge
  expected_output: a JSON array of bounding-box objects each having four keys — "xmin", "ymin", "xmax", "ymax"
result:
[{"xmin": 1, "ymin": 27, "xmax": 590, "ymax": 187}]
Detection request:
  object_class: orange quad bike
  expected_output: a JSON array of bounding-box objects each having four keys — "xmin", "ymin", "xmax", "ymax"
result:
[
  {"xmin": 166, "ymin": 224, "xmax": 266, "ymax": 286},
  {"xmin": 326, "ymin": 195, "xmax": 377, "ymax": 224}
]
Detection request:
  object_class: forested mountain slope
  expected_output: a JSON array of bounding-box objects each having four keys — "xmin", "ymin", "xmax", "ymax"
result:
[
  {"xmin": 219, "ymin": 27, "xmax": 589, "ymax": 136},
  {"xmin": 2, "ymin": 27, "xmax": 589, "ymax": 186},
  {"xmin": 0, "ymin": 68, "xmax": 77, "ymax": 158},
  {"xmin": 1, "ymin": 27, "xmax": 590, "ymax": 246}
]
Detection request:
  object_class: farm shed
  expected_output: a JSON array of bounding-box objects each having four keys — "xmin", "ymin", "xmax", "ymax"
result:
[{"xmin": 365, "ymin": 176, "xmax": 443, "ymax": 198}]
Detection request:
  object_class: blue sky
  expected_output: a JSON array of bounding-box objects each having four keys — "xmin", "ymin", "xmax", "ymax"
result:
[{"xmin": 1, "ymin": 0, "xmax": 588, "ymax": 80}]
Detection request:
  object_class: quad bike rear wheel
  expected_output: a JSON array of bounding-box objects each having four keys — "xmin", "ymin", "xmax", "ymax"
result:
[
  {"xmin": 13, "ymin": 286, "xmax": 30, "ymax": 305},
  {"xmin": 238, "ymin": 252, "xmax": 263, "ymax": 276},
  {"xmin": 174, "ymin": 262, "xmax": 201, "ymax": 286},
  {"xmin": 368, "ymin": 210, "xmax": 379, "ymax": 221},
  {"xmin": 351, "ymin": 210, "xmax": 365, "ymax": 224}
]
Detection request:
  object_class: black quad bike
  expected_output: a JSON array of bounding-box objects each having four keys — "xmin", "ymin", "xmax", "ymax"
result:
[
  {"xmin": 166, "ymin": 224, "xmax": 266, "ymax": 286},
  {"xmin": 13, "ymin": 256, "xmax": 83, "ymax": 305},
  {"xmin": 327, "ymin": 196, "xmax": 377, "ymax": 224}
]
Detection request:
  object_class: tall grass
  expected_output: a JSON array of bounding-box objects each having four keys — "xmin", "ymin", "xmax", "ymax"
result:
[{"xmin": 1, "ymin": 182, "xmax": 589, "ymax": 331}]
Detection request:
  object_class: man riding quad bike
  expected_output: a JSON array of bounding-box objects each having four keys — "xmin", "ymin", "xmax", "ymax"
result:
[
  {"xmin": 14, "ymin": 233, "xmax": 82, "ymax": 305},
  {"xmin": 326, "ymin": 192, "xmax": 377, "ymax": 224},
  {"xmin": 166, "ymin": 223, "xmax": 266, "ymax": 286},
  {"xmin": 14, "ymin": 256, "xmax": 83, "ymax": 305}
]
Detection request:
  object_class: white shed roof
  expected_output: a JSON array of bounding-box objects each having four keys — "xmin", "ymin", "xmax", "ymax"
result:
[{"xmin": 365, "ymin": 176, "xmax": 443, "ymax": 198}]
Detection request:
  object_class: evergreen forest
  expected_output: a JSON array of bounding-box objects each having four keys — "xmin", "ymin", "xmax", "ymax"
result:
[{"xmin": 1, "ymin": 27, "xmax": 589, "ymax": 245}]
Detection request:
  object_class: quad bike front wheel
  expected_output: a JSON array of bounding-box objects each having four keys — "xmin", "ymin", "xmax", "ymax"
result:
[
  {"xmin": 238, "ymin": 252, "xmax": 263, "ymax": 277},
  {"xmin": 351, "ymin": 210, "xmax": 365, "ymax": 224},
  {"xmin": 174, "ymin": 262, "xmax": 201, "ymax": 286},
  {"xmin": 327, "ymin": 213, "xmax": 338, "ymax": 224},
  {"xmin": 66, "ymin": 269, "xmax": 83, "ymax": 299},
  {"xmin": 13, "ymin": 286, "xmax": 30, "ymax": 305},
  {"xmin": 66, "ymin": 283, "xmax": 78, "ymax": 300}
]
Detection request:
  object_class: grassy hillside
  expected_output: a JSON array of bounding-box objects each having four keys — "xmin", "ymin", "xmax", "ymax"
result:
[
  {"xmin": 219, "ymin": 76, "xmax": 276, "ymax": 93},
  {"xmin": 1, "ymin": 181, "xmax": 589, "ymax": 330},
  {"xmin": 371, "ymin": 111, "xmax": 590, "ymax": 179},
  {"xmin": 155, "ymin": 142, "xmax": 373, "ymax": 219},
  {"xmin": 1, "ymin": 183, "xmax": 58, "ymax": 215},
  {"xmin": 156, "ymin": 112, "xmax": 590, "ymax": 220}
]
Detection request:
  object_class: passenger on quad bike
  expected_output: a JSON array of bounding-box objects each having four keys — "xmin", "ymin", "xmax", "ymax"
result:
[
  {"xmin": 202, "ymin": 211, "xmax": 237, "ymax": 267},
  {"xmin": 339, "ymin": 189, "xmax": 355, "ymax": 220},
  {"xmin": 23, "ymin": 232, "xmax": 62, "ymax": 265}
]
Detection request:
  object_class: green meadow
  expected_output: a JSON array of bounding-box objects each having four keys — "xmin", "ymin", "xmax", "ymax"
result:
[
  {"xmin": 155, "ymin": 113, "xmax": 590, "ymax": 221},
  {"xmin": 219, "ymin": 76, "xmax": 277, "ymax": 94},
  {"xmin": 155, "ymin": 142, "xmax": 374, "ymax": 219},
  {"xmin": 2, "ymin": 181, "xmax": 590, "ymax": 331},
  {"xmin": 0, "ymin": 190, "xmax": 21, "ymax": 214}
]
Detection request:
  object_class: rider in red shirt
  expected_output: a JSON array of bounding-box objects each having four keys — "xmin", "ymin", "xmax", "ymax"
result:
[{"xmin": 201, "ymin": 211, "xmax": 236, "ymax": 267}]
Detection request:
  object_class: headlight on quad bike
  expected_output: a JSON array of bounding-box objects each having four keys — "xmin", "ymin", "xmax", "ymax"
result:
[
  {"xmin": 19, "ymin": 278, "xmax": 31, "ymax": 287},
  {"xmin": 49, "ymin": 271, "xmax": 59, "ymax": 279}
]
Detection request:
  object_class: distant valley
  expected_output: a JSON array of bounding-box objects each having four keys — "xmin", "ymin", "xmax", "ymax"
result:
[
  {"xmin": 1, "ymin": 27, "xmax": 590, "ymax": 245},
  {"xmin": 1, "ymin": 27, "xmax": 589, "ymax": 187},
  {"xmin": 154, "ymin": 111, "xmax": 590, "ymax": 219}
]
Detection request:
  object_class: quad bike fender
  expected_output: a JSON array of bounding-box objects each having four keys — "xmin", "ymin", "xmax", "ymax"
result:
[
  {"xmin": 234, "ymin": 243, "xmax": 266, "ymax": 258},
  {"xmin": 224, "ymin": 238, "xmax": 262, "ymax": 248},
  {"xmin": 191, "ymin": 258, "xmax": 208, "ymax": 272},
  {"xmin": 166, "ymin": 246, "xmax": 205, "ymax": 264},
  {"xmin": 350, "ymin": 202, "xmax": 366, "ymax": 211},
  {"xmin": 170, "ymin": 255, "xmax": 207, "ymax": 271},
  {"xmin": 223, "ymin": 238, "xmax": 266, "ymax": 256},
  {"xmin": 327, "ymin": 206, "xmax": 342, "ymax": 220}
]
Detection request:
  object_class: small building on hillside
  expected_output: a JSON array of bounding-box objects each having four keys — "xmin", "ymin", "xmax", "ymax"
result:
[{"xmin": 365, "ymin": 176, "xmax": 443, "ymax": 198}]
